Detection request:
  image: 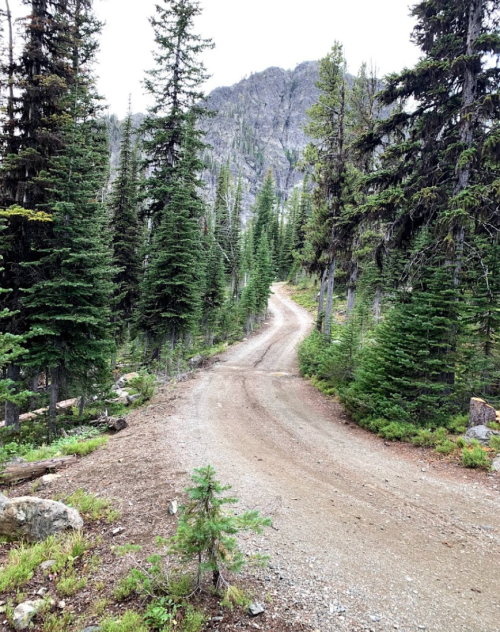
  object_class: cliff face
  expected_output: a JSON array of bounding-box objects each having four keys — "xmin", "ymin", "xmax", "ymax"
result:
[
  {"xmin": 108, "ymin": 62, "xmax": 320, "ymax": 213},
  {"xmin": 201, "ymin": 61, "xmax": 319, "ymax": 211}
]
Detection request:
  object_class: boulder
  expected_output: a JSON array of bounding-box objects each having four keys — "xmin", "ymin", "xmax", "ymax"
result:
[
  {"xmin": 13, "ymin": 600, "xmax": 45, "ymax": 631},
  {"xmin": 0, "ymin": 493, "xmax": 83, "ymax": 542},
  {"xmin": 248, "ymin": 602, "xmax": 265, "ymax": 617},
  {"xmin": 188, "ymin": 354, "xmax": 207, "ymax": 369},
  {"xmin": 464, "ymin": 424, "xmax": 499, "ymax": 445},
  {"xmin": 492, "ymin": 455, "xmax": 500, "ymax": 472},
  {"xmin": 469, "ymin": 397, "xmax": 497, "ymax": 428},
  {"xmin": 113, "ymin": 372, "xmax": 139, "ymax": 390}
]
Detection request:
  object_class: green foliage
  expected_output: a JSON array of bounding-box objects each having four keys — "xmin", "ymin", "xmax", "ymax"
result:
[
  {"xmin": 60, "ymin": 436, "xmax": 108, "ymax": 457},
  {"xmin": 144, "ymin": 597, "xmax": 179, "ymax": 630},
  {"xmin": 435, "ymin": 439, "xmax": 457, "ymax": 455},
  {"xmin": 128, "ymin": 371, "xmax": 157, "ymax": 402},
  {"xmin": 412, "ymin": 427, "xmax": 447, "ymax": 447},
  {"xmin": 489, "ymin": 435, "xmax": 500, "ymax": 452},
  {"xmin": 100, "ymin": 611, "xmax": 148, "ymax": 632},
  {"xmin": 64, "ymin": 489, "xmax": 119, "ymax": 523},
  {"xmin": 298, "ymin": 330, "xmax": 325, "ymax": 377},
  {"xmin": 462, "ymin": 445, "xmax": 491, "ymax": 470},
  {"xmin": 0, "ymin": 532, "xmax": 91, "ymax": 591},
  {"xmin": 377, "ymin": 421, "xmax": 417, "ymax": 442},
  {"xmin": 57, "ymin": 569, "xmax": 87, "ymax": 596},
  {"xmin": 170, "ymin": 466, "xmax": 271, "ymax": 589}
]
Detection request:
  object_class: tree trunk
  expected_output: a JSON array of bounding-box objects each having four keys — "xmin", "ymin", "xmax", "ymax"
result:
[
  {"xmin": 323, "ymin": 258, "xmax": 337, "ymax": 339},
  {"xmin": 346, "ymin": 262, "xmax": 358, "ymax": 315},
  {"xmin": 373, "ymin": 286, "xmax": 382, "ymax": 325},
  {"xmin": 4, "ymin": 363, "xmax": 20, "ymax": 433},
  {"xmin": 317, "ymin": 268, "xmax": 328, "ymax": 330},
  {"xmin": 0, "ymin": 456, "xmax": 78, "ymax": 484},
  {"xmin": 29, "ymin": 372, "xmax": 40, "ymax": 411},
  {"xmin": 48, "ymin": 366, "xmax": 61, "ymax": 438}
]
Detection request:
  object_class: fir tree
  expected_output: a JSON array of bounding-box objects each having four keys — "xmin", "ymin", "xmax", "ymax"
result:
[
  {"xmin": 138, "ymin": 119, "xmax": 204, "ymax": 350},
  {"xmin": 141, "ymin": 0, "xmax": 213, "ymax": 226},
  {"xmin": 109, "ymin": 103, "xmax": 142, "ymax": 341}
]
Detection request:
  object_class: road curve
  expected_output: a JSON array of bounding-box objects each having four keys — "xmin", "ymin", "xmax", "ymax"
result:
[{"xmin": 168, "ymin": 283, "xmax": 500, "ymax": 632}]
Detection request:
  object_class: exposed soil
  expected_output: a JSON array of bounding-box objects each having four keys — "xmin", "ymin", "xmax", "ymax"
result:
[{"xmin": 2, "ymin": 282, "xmax": 500, "ymax": 632}]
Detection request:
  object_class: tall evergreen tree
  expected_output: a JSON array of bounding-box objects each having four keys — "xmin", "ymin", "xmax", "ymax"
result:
[
  {"xmin": 23, "ymin": 0, "xmax": 115, "ymax": 434},
  {"xmin": 141, "ymin": 0, "xmax": 213, "ymax": 227},
  {"xmin": 138, "ymin": 118, "xmax": 204, "ymax": 349},
  {"xmin": 109, "ymin": 103, "xmax": 142, "ymax": 341}
]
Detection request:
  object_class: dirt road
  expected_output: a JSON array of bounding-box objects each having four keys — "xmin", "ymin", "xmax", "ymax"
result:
[{"xmin": 169, "ymin": 283, "xmax": 500, "ymax": 632}]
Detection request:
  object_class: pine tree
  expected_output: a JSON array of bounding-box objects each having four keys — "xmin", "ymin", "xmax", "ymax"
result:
[
  {"xmin": 23, "ymin": 0, "xmax": 115, "ymax": 434},
  {"xmin": 253, "ymin": 233, "xmax": 274, "ymax": 315},
  {"xmin": 253, "ymin": 169, "xmax": 275, "ymax": 250},
  {"xmin": 109, "ymin": 103, "xmax": 142, "ymax": 341},
  {"xmin": 138, "ymin": 119, "xmax": 204, "ymax": 350},
  {"xmin": 141, "ymin": 0, "xmax": 213, "ymax": 227},
  {"xmin": 202, "ymin": 217, "xmax": 226, "ymax": 345},
  {"xmin": 0, "ymin": 0, "xmax": 83, "ymax": 427}
]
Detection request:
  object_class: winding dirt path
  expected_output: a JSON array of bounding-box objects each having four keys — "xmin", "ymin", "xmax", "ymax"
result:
[{"xmin": 168, "ymin": 283, "xmax": 500, "ymax": 632}]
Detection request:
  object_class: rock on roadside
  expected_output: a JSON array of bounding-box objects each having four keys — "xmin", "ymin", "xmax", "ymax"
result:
[
  {"xmin": 13, "ymin": 600, "xmax": 45, "ymax": 631},
  {"xmin": 0, "ymin": 493, "xmax": 83, "ymax": 542},
  {"xmin": 464, "ymin": 424, "xmax": 500, "ymax": 445}
]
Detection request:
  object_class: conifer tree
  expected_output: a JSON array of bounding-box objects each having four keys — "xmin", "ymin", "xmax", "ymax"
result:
[
  {"xmin": 253, "ymin": 169, "xmax": 275, "ymax": 250},
  {"xmin": 202, "ymin": 217, "xmax": 226, "ymax": 345},
  {"xmin": 109, "ymin": 103, "xmax": 142, "ymax": 340},
  {"xmin": 141, "ymin": 0, "xmax": 213, "ymax": 226},
  {"xmin": 303, "ymin": 43, "xmax": 350, "ymax": 337},
  {"xmin": 23, "ymin": 0, "xmax": 115, "ymax": 434},
  {"xmin": 138, "ymin": 119, "xmax": 204, "ymax": 350}
]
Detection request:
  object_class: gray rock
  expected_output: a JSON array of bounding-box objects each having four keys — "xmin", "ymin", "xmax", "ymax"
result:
[
  {"xmin": 13, "ymin": 600, "xmax": 44, "ymax": 631},
  {"xmin": 248, "ymin": 603, "xmax": 265, "ymax": 617},
  {"xmin": 126, "ymin": 394, "xmax": 141, "ymax": 405},
  {"xmin": 36, "ymin": 587, "xmax": 48, "ymax": 596},
  {"xmin": 8, "ymin": 456, "xmax": 27, "ymax": 465},
  {"xmin": 492, "ymin": 456, "xmax": 500, "ymax": 471},
  {"xmin": 0, "ymin": 495, "xmax": 83, "ymax": 542},
  {"xmin": 82, "ymin": 627, "xmax": 101, "ymax": 632},
  {"xmin": 40, "ymin": 559, "xmax": 57, "ymax": 570},
  {"xmin": 168, "ymin": 500, "xmax": 178, "ymax": 515},
  {"xmin": 465, "ymin": 425, "xmax": 500, "ymax": 445}
]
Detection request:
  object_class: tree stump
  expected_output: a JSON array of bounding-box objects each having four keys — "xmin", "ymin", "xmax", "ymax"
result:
[{"xmin": 469, "ymin": 397, "xmax": 497, "ymax": 428}]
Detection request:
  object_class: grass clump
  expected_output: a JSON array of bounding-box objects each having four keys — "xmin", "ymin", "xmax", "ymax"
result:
[
  {"xmin": 462, "ymin": 444, "xmax": 491, "ymax": 469},
  {"xmin": 489, "ymin": 435, "xmax": 500, "ymax": 452},
  {"xmin": 100, "ymin": 611, "xmax": 148, "ymax": 632},
  {"xmin": 42, "ymin": 612, "xmax": 75, "ymax": 632},
  {"xmin": 377, "ymin": 421, "xmax": 417, "ymax": 442},
  {"xmin": 57, "ymin": 568, "xmax": 87, "ymax": 596},
  {"xmin": 435, "ymin": 439, "xmax": 457, "ymax": 455},
  {"xmin": 65, "ymin": 489, "xmax": 120, "ymax": 522},
  {"xmin": 60, "ymin": 435, "xmax": 108, "ymax": 456},
  {"xmin": 0, "ymin": 532, "xmax": 90, "ymax": 591}
]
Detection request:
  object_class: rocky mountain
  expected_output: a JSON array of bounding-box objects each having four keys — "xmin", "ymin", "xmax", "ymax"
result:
[
  {"xmin": 200, "ymin": 61, "xmax": 320, "ymax": 211},
  {"xmin": 108, "ymin": 61, "xmax": 320, "ymax": 213}
]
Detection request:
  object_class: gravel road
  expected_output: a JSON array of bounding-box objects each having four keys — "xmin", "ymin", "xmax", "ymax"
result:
[{"xmin": 168, "ymin": 283, "xmax": 500, "ymax": 632}]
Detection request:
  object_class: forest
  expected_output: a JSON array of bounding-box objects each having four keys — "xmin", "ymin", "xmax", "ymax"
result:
[
  {"xmin": 0, "ymin": 0, "xmax": 500, "ymax": 447},
  {"xmin": 0, "ymin": 1, "xmax": 500, "ymax": 631}
]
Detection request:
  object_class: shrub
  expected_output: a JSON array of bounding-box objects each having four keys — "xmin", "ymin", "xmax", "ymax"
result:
[
  {"xmin": 490, "ymin": 435, "xmax": 500, "ymax": 452},
  {"xmin": 100, "ymin": 611, "xmax": 148, "ymax": 632},
  {"xmin": 129, "ymin": 371, "xmax": 156, "ymax": 402},
  {"xmin": 412, "ymin": 429, "xmax": 435, "ymax": 447},
  {"xmin": 60, "ymin": 435, "xmax": 108, "ymax": 457},
  {"xmin": 378, "ymin": 421, "xmax": 417, "ymax": 442},
  {"xmin": 448, "ymin": 414, "xmax": 468, "ymax": 435},
  {"xmin": 462, "ymin": 445, "xmax": 491, "ymax": 470},
  {"xmin": 182, "ymin": 606, "xmax": 206, "ymax": 632},
  {"xmin": 456, "ymin": 437, "xmax": 467, "ymax": 449},
  {"xmin": 298, "ymin": 330, "xmax": 325, "ymax": 377},
  {"xmin": 64, "ymin": 489, "xmax": 119, "ymax": 522},
  {"xmin": 435, "ymin": 439, "xmax": 457, "ymax": 455},
  {"xmin": 144, "ymin": 597, "xmax": 179, "ymax": 630}
]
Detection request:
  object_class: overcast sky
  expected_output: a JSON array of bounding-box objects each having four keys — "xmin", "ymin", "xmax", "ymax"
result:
[{"xmin": 9, "ymin": 0, "xmax": 421, "ymax": 117}]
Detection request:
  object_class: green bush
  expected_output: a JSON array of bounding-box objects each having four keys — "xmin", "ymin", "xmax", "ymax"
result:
[
  {"xmin": 378, "ymin": 421, "xmax": 417, "ymax": 441},
  {"xmin": 456, "ymin": 436, "xmax": 467, "ymax": 449},
  {"xmin": 447, "ymin": 414, "xmax": 468, "ymax": 434},
  {"xmin": 128, "ymin": 371, "xmax": 156, "ymax": 402},
  {"xmin": 60, "ymin": 435, "xmax": 108, "ymax": 457},
  {"xmin": 298, "ymin": 330, "xmax": 325, "ymax": 377},
  {"xmin": 462, "ymin": 445, "xmax": 491, "ymax": 470},
  {"xmin": 490, "ymin": 435, "xmax": 500, "ymax": 452},
  {"xmin": 435, "ymin": 439, "xmax": 457, "ymax": 455},
  {"xmin": 100, "ymin": 611, "xmax": 148, "ymax": 632}
]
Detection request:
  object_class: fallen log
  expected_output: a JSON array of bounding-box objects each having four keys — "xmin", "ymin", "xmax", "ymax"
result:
[{"xmin": 0, "ymin": 456, "xmax": 77, "ymax": 484}]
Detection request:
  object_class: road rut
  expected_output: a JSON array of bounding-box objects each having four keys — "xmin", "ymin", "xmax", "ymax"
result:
[{"xmin": 168, "ymin": 283, "xmax": 500, "ymax": 632}]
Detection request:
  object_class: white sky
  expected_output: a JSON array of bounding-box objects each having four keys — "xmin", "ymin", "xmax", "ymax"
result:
[{"xmin": 8, "ymin": 0, "xmax": 421, "ymax": 117}]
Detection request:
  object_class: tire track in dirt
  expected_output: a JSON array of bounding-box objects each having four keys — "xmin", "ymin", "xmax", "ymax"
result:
[{"xmin": 167, "ymin": 283, "xmax": 500, "ymax": 632}]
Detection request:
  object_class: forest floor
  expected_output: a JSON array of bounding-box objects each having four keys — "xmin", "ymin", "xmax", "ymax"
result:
[{"xmin": 3, "ymin": 283, "xmax": 500, "ymax": 632}]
